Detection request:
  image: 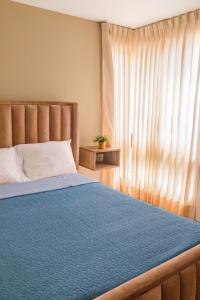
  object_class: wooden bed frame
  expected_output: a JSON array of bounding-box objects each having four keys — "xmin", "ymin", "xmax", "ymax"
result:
[
  {"xmin": 0, "ymin": 101, "xmax": 79, "ymax": 167},
  {"xmin": 0, "ymin": 101, "xmax": 200, "ymax": 300}
]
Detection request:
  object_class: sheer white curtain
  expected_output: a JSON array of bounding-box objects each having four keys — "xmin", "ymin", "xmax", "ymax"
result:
[{"xmin": 102, "ymin": 11, "xmax": 200, "ymax": 220}]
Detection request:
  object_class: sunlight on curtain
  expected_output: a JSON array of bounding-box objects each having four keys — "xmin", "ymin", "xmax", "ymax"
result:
[{"xmin": 101, "ymin": 11, "xmax": 200, "ymax": 220}]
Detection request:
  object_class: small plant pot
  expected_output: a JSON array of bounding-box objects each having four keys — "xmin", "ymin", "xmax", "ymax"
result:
[{"xmin": 98, "ymin": 142, "xmax": 106, "ymax": 149}]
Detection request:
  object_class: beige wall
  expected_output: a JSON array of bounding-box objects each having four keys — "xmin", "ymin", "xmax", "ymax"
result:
[{"xmin": 0, "ymin": 0, "xmax": 101, "ymax": 145}]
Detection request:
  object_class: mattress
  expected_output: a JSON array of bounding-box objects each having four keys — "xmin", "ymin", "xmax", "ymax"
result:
[{"xmin": 0, "ymin": 174, "xmax": 200, "ymax": 299}]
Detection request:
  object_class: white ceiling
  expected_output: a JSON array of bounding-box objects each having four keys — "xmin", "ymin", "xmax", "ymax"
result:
[{"xmin": 12, "ymin": 0, "xmax": 200, "ymax": 28}]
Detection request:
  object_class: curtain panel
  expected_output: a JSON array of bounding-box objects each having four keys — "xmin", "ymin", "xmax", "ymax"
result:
[{"xmin": 101, "ymin": 10, "xmax": 200, "ymax": 220}]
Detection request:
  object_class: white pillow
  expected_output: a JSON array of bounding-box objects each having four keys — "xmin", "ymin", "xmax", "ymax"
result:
[
  {"xmin": 17, "ymin": 140, "xmax": 77, "ymax": 180},
  {"xmin": 0, "ymin": 147, "xmax": 27, "ymax": 184}
]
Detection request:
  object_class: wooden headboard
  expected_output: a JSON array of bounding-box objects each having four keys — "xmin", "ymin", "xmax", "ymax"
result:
[{"xmin": 0, "ymin": 101, "xmax": 79, "ymax": 167}]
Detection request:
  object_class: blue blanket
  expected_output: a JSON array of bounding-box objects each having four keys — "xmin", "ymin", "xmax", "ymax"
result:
[{"xmin": 1, "ymin": 183, "xmax": 200, "ymax": 299}]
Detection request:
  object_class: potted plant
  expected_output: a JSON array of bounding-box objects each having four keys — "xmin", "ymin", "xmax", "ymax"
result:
[{"xmin": 94, "ymin": 135, "xmax": 108, "ymax": 149}]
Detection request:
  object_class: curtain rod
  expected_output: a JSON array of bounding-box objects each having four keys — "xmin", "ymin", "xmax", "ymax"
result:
[{"xmin": 101, "ymin": 8, "xmax": 200, "ymax": 31}]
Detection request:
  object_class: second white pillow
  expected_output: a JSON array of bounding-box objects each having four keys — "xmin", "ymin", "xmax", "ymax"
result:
[{"xmin": 17, "ymin": 140, "xmax": 77, "ymax": 180}]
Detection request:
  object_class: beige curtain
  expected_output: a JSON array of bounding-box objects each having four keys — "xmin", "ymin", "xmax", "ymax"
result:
[{"xmin": 101, "ymin": 10, "xmax": 200, "ymax": 220}]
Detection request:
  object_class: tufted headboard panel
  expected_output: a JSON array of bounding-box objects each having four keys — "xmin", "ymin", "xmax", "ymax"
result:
[{"xmin": 0, "ymin": 101, "xmax": 79, "ymax": 167}]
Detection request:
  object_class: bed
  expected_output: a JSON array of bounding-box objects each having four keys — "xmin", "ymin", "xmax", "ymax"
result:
[{"xmin": 0, "ymin": 101, "xmax": 200, "ymax": 300}]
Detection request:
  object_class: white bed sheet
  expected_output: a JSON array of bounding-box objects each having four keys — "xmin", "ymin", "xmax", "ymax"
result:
[{"xmin": 0, "ymin": 173, "xmax": 97, "ymax": 200}]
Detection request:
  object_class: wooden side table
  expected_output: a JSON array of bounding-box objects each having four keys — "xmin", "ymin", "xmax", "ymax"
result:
[{"xmin": 79, "ymin": 146, "xmax": 120, "ymax": 171}]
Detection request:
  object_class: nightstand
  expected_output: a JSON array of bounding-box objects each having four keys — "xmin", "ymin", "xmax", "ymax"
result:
[{"xmin": 79, "ymin": 146, "xmax": 120, "ymax": 171}]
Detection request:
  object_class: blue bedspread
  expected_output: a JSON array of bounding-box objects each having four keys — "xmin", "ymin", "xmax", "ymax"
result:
[{"xmin": 1, "ymin": 182, "xmax": 200, "ymax": 299}]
